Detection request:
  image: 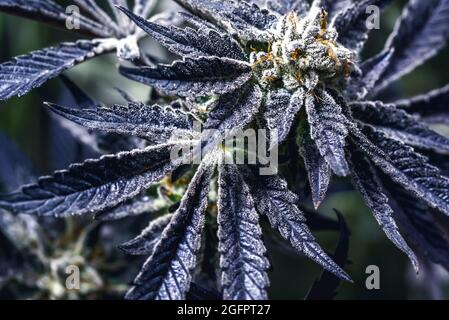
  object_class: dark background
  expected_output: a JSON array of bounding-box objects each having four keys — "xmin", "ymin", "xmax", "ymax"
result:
[{"xmin": 0, "ymin": 0, "xmax": 449, "ymax": 299}]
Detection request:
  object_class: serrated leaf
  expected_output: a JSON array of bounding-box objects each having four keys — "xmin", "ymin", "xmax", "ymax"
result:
[
  {"xmin": 0, "ymin": 0, "xmax": 113, "ymax": 37},
  {"xmin": 0, "ymin": 0, "xmax": 64, "ymax": 23},
  {"xmin": 377, "ymin": 0, "xmax": 449, "ymax": 91},
  {"xmin": 424, "ymin": 151, "xmax": 449, "ymax": 177},
  {"xmin": 264, "ymin": 88, "xmax": 304, "ymax": 147},
  {"xmin": 125, "ymin": 160, "xmax": 214, "ymax": 300},
  {"xmin": 351, "ymin": 101, "xmax": 449, "ymax": 154},
  {"xmin": 306, "ymin": 89, "xmax": 349, "ymax": 176},
  {"xmin": 348, "ymin": 146, "xmax": 418, "ymax": 271},
  {"xmin": 240, "ymin": 165, "xmax": 352, "ymax": 282},
  {"xmin": 119, "ymin": 214, "xmax": 172, "ymax": 255},
  {"xmin": 47, "ymin": 102, "xmax": 196, "ymax": 143},
  {"xmin": 297, "ymin": 123, "xmax": 331, "ymax": 209},
  {"xmin": 0, "ymin": 41, "xmax": 104, "ymax": 101},
  {"xmin": 174, "ymin": 0, "xmax": 278, "ymax": 41},
  {"xmin": 348, "ymin": 49, "xmax": 393, "ymax": 100},
  {"xmin": 382, "ymin": 175, "xmax": 449, "ymax": 270},
  {"xmin": 394, "ymin": 84, "xmax": 449, "ymax": 125},
  {"xmin": 117, "ymin": 6, "xmax": 246, "ymax": 60},
  {"xmin": 351, "ymin": 125, "xmax": 449, "ymax": 218},
  {"xmin": 200, "ymin": 83, "xmax": 262, "ymax": 154},
  {"xmin": 56, "ymin": 76, "xmax": 144, "ymax": 156},
  {"xmin": 0, "ymin": 143, "xmax": 181, "ymax": 217},
  {"xmin": 217, "ymin": 164, "xmax": 270, "ymax": 300},
  {"xmin": 120, "ymin": 56, "xmax": 252, "ymax": 98},
  {"xmin": 95, "ymin": 195, "xmax": 158, "ymax": 221},
  {"xmin": 333, "ymin": 0, "xmax": 392, "ymax": 53}
]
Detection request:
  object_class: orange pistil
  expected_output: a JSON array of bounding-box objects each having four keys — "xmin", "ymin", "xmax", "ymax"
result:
[
  {"xmin": 318, "ymin": 9, "xmax": 329, "ymax": 38},
  {"xmin": 294, "ymin": 71, "xmax": 303, "ymax": 83},
  {"xmin": 160, "ymin": 176, "xmax": 173, "ymax": 196},
  {"xmin": 263, "ymin": 75, "xmax": 278, "ymax": 83},
  {"xmin": 327, "ymin": 46, "xmax": 338, "ymax": 62},
  {"xmin": 342, "ymin": 61, "xmax": 352, "ymax": 78},
  {"xmin": 290, "ymin": 48, "xmax": 302, "ymax": 61}
]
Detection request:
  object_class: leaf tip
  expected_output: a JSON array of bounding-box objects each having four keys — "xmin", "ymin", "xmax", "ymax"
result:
[
  {"xmin": 313, "ymin": 200, "xmax": 322, "ymax": 210},
  {"xmin": 410, "ymin": 254, "xmax": 420, "ymax": 275}
]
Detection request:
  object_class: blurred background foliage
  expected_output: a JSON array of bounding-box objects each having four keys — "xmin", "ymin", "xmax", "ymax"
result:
[{"xmin": 0, "ymin": 0, "xmax": 449, "ymax": 299}]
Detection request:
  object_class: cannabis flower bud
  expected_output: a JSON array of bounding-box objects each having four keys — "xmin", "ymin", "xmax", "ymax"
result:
[{"xmin": 251, "ymin": 8, "xmax": 354, "ymax": 90}]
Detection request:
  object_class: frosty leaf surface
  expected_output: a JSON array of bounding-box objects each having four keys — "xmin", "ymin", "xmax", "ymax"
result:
[
  {"xmin": 120, "ymin": 214, "xmax": 173, "ymax": 255},
  {"xmin": 47, "ymin": 102, "xmax": 196, "ymax": 143},
  {"xmin": 125, "ymin": 160, "xmax": 213, "ymax": 300},
  {"xmin": 0, "ymin": 41, "xmax": 103, "ymax": 101},
  {"xmin": 217, "ymin": 164, "xmax": 270, "ymax": 300},
  {"xmin": 120, "ymin": 57, "xmax": 252, "ymax": 98},
  {"xmin": 0, "ymin": 144, "xmax": 180, "ymax": 217},
  {"xmin": 240, "ymin": 165, "xmax": 351, "ymax": 282}
]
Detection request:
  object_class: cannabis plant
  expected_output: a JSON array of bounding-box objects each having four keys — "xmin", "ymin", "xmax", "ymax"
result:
[{"xmin": 1, "ymin": 0, "xmax": 449, "ymax": 300}]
